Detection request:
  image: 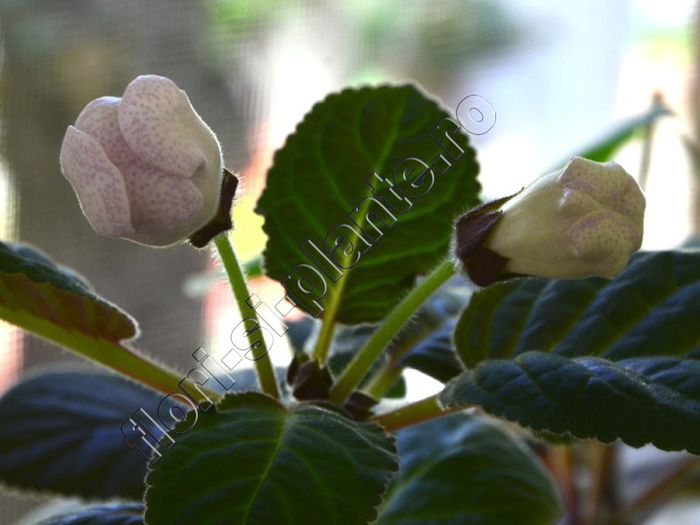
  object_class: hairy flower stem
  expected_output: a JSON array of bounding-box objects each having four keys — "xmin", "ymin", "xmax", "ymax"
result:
[
  {"xmin": 371, "ymin": 394, "xmax": 468, "ymax": 432},
  {"xmin": 329, "ymin": 259, "xmax": 457, "ymax": 405},
  {"xmin": 364, "ymin": 310, "xmax": 440, "ymax": 399},
  {"xmin": 214, "ymin": 233, "xmax": 280, "ymax": 399},
  {"xmin": 310, "ymin": 279, "xmax": 343, "ymax": 363},
  {"xmin": 364, "ymin": 363, "xmax": 404, "ymax": 400}
]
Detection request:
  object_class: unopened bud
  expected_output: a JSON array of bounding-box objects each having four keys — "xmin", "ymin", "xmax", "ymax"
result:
[{"xmin": 455, "ymin": 157, "xmax": 645, "ymax": 286}]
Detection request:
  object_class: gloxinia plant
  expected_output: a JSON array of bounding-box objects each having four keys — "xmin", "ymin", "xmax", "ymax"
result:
[{"xmin": 0, "ymin": 76, "xmax": 697, "ymax": 525}]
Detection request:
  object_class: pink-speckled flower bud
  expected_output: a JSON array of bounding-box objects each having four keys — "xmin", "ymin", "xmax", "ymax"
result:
[
  {"xmin": 59, "ymin": 75, "xmax": 224, "ymax": 247},
  {"xmin": 455, "ymin": 157, "xmax": 645, "ymax": 286}
]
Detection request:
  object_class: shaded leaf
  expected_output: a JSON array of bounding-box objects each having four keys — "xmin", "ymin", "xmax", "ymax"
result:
[
  {"xmin": 256, "ymin": 85, "xmax": 480, "ymax": 323},
  {"xmin": 446, "ymin": 251, "xmax": 700, "ymax": 453},
  {"xmin": 0, "ymin": 241, "xmax": 180, "ymax": 393},
  {"xmin": 377, "ymin": 413, "xmax": 561, "ymax": 525},
  {"xmin": 145, "ymin": 392, "xmax": 398, "ymax": 525},
  {"xmin": 35, "ymin": 503, "xmax": 144, "ymax": 525},
  {"xmin": 0, "ymin": 240, "xmax": 136, "ymax": 342},
  {"xmin": 0, "ymin": 369, "xmax": 161, "ymax": 499},
  {"xmin": 441, "ymin": 352, "xmax": 700, "ymax": 453},
  {"xmin": 455, "ymin": 251, "xmax": 700, "ymax": 367}
]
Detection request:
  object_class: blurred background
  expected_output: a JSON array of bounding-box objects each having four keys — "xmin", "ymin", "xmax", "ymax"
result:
[{"xmin": 0, "ymin": 0, "xmax": 698, "ymax": 523}]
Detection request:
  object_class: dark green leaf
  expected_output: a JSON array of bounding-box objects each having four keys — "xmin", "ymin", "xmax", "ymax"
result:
[
  {"xmin": 377, "ymin": 413, "xmax": 561, "ymax": 525},
  {"xmin": 441, "ymin": 352, "xmax": 700, "ymax": 453},
  {"xmin": 0, "ymin": 240, "xmax": 136, "ymax": 342},
  {"xmin": 145, "ymin": 392, "xmax": 398, "ymax": 525},
  {"xmin": 447, "ymin": 250, "xmax": 700, "ymax": 453},
  {"xmin": 0, "ymin": 369, "xmax": 161, "ymax": 499},
  {"xmin": 35, "ymin": 503, "xmax": 144, "ymax": 525},
  {"xmin": 0, "ymin": 241, "xmax": 179, "ymax": 393},
  {"xmin": 455, "ymin": 251, "xmax": 700, "ymax": 366},
  {"xmin": 256, "ymin": 85, "xmax": 480, "ymax": 323}
]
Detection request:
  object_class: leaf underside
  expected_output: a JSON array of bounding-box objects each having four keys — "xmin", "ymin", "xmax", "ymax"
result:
[
  {"xmin": 0, "ymin": 370, "xmax": 161, "ymax": 499},
  {"xmin": 0, "ymin": 240, "xmax": 136, "ymax": 343},
  {"xmin": 35, "ymin": 503, "xmax": 144, "ymax": 525}
]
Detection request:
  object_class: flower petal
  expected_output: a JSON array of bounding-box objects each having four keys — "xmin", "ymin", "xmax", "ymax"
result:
[
  {"xmin": 122, "ymin": 167, "xmax": 203, "ymax": 246},
  {"xmin": 74, "ymin": 96, "xmax": 139, "ymax": 168},
  {"xmin": 117, "ymin": 75, "xmax": 212, "ymax": 178},
  {"xmin": 59, "ymin": 126, "xmax": 133, "ymax": 237}
]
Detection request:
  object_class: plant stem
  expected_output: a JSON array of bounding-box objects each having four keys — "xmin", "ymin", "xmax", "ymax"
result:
[
  {"xmin": 545, "ymin": 446, "xmax": 583, "ymax": 525},
  {"xmin": 214, "ymin": 233, "xmax": 280, "ymax": 399},
  {"xmin": 364, "ymin": 362, "xmax": 404, "ymax": 399},
  {"xmin": 610, "ymin": 457, "xmax": 700, "ymax": 525},
  {"xmin": 589, "ymin": 443, "xmax": 618, "ymax": 525},
  {"xmin": 363, "ymin": 309, "xmax": 440, "ymax": 399},
  {"xmin": 311, "ymin": 273, "xmax": 345, "ymax": 363},
  {"xmin": 638, "ymin": 92, "xmax": 662, "ymax": 192},
  {"xmin": 329, "ymin": 259, "xmax": 457, "ymax": 404},
  {"xmin": 371, "ymin": 394, "xmax": 466, "ymax": 432},
  {"xmin": 311, "ymin": 193, "xmax": 375, "ymax": 364}
]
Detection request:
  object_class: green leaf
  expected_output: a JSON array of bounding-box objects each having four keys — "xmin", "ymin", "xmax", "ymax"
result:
[
  {"xmin": 0, "ymin": 241, "xmax": 136, "ymax": 342},
  {"xmin": 35, "ymin": 503, "xmax": 144, "ymax": 525},
  {"xmin": 0, "ymin": 241, "xmax": 181, "ymax": 393},
  {"xmin": 0, "ymin": 369, "xmax": 161, "ymax": 499},
  {"xmin": 377, "ymin": 414, "xmax": 561, "ymax": 525},
  {"xmin": 559, "ymin": 99, "xmax": 670, "ymax": 165},
  {"xmin": 145, "ymin": 392, "xmax": 398, "ymax": 525},
  {"xmin": 455, "ymin": 251, "xmax": 700, "ymax": 366},
  {"xmin": 441, "ymin": 352, "xmax": 700, "ymax": 453},
  {"xmin": 256, "ymin": 85, "xmax": 480, "ymax": 323},
  {"xmin": 445, "ymin": 250, "xmax": 700, "ymax": 453}
]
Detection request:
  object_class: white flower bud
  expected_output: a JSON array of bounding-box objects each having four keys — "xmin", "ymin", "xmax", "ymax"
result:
[
  {"xmin": 59, "ymin": 75, "xmax": 224, "ymax": 247},
  {"xmin": 456, "ymin": 157, "xmax": 645, "ymax": 285}
]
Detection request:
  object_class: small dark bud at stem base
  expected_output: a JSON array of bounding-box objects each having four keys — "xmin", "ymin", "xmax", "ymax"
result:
[
  {"xmin": 288, "ymin": 357, "xmax": 333, "ymax": 401},
  {"xmin": 343, "ymin": 391, "xmax": 379, "ymax": 421}
]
